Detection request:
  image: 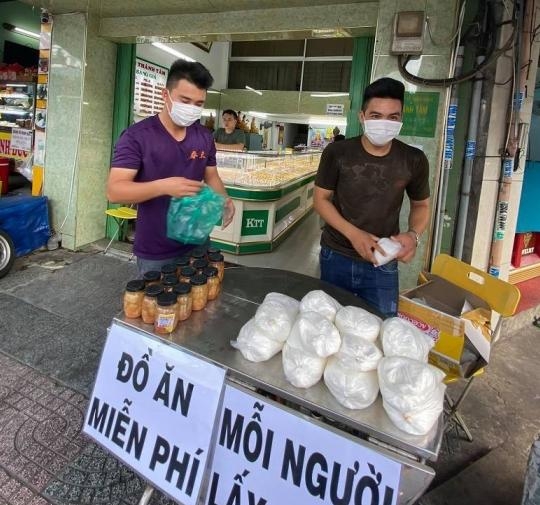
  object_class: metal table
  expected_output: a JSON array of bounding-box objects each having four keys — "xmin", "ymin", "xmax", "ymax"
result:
[{"xmin": 119, "ymin": 266, "xmax": 443, "ymax": 504}]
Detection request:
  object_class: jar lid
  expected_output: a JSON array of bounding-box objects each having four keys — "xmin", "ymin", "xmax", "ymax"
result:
[
  {"xmin": 126, "ymin": 279, "xmax": 145, "ymax": 292},
  {"xmin": 208, "ymin": 252, "xmax": 224, "ymax": 262},
  {"xmin": 161, "ymin": 263, "xmax": 177, "ymax": 275},
  {"xmin": 190, "ymin": 247, "xmax": 207, "ymax": 259},
  {"xmin": 180, "ymin": 266, "xmax": 196, "ymax": 277},
  {"xmin": 190, "ymin": 274, "xmax": 208, "ymax": 286},
  {"xmin": 193, "ymin": 259, "xmax": 209, "ymax": 270},
  {"xmin": 143, "ymin": 270, "xmax": 161, "ymax": 282},
  {"xmin": 145, "ymin": 284, "xmax": 164, "ymax": 297},
  {"xmin": 173, "ymin": 283, "xmax": 192, "ymax": 295},
  {"xmin": 203, "ymin": 266, "xmax": 218, "ymax": 278},
  {"xmin": 162, "ymin": 274, "xmax": 178, "ymax": 286},
  {"xmin": 207, "ymin": 247, "xmax": 221, "ymax": 255},
  {"xmin": 157, "ymin": 292, "xmax": 177, "ymax": 307},
  {"xmin": 175, "ymin": 256, "xmax": 190, "ymax": 267}
]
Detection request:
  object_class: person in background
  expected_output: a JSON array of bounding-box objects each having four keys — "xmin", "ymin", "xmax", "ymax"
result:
[
  {"xmin": 313, "ymin": 77, "xmax": 430, "ymax": 317},
  {"xmin": 214, "ymin": 109, "xmax": 246, "ymax": 151},
  {"xmin": 106, "ymin": 59, "xmax": 235, "ymax": 275}
]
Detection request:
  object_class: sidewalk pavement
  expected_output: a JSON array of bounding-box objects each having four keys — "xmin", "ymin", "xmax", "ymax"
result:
[{"xmin": 0, "ymin": 246, "xmax": 538, "ymax": 505}]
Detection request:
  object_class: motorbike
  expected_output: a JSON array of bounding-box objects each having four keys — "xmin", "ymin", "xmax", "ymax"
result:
[{"xmin": 0, "ymin": 229, "xmax": 15, "ymax": 278}]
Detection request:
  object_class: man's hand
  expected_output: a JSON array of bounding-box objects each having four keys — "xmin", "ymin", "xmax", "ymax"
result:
[
  {"xmin": 161, "ymin": 177, "xmax": 203, "ymax": 198},
  {"xmin": 222, "ymin": 198, "xmax": 235, "ymax": 228},
  {"xmin": 348, "ymin": 228, "xmax": 381, "ymax": 263},
  {"xmin": 391, "ymin": 231, "xmax": 417, "ymax": 263}
]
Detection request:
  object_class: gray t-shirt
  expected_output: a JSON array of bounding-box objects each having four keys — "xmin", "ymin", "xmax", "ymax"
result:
[
  {"xmin": 315, "ymin": 136, "xmax": 430, "ymax": 260},
  {"xmin": 213, "ymin": 128, "xmax": 246, "ymax": 146}
]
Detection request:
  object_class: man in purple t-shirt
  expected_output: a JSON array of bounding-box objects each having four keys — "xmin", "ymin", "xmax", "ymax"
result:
[{"xmin": 107, "ymin": 60, "xmax": 234, "ymax": 275}]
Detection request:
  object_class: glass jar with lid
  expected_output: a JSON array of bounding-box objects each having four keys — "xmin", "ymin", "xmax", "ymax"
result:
[
  {"xmin": 161, "ymin": 263, "xmax": 177, "ymax": 279},
  {"xmin": 173, "ymin": 283, "xmax": 193, "ymax": 321},
  {"xmin": 193, "ymin": 258, "xmax": 209, "ymax": 275},
  {"xmin": 190, "ymin": 274, "xmax": 208, "ymax": 311},
  {"xmin": 143, "ymin": 270, "xmax": 161, "ymax": 286},
  {"xmin": 190, "ymin": 247, "xmax": 207, "ymax": 265},
  {"xmin": 208, "ymin": 252, "xmax": 225, "ymax": 282},
  {"xmin": 162, "ymin": 274, "xmax": 178, "ymax": 293},
  {"xmin": 179, "ymin": 266, "xmax": 196, "ymax": 284},
  {"xmin": 123, "ymin": 279, "xmax": 145, "ymax": 318},
  {"xmin": 154, "ymin": 292, "xmax": 179, "ymax": 334},
  {"xmin": 141, "ymin": 284, "xmax": 163, "ymax": 324},
  {"xmin": 175, "ymin": 256, "xmax": 190, "ymax": 276},
  {"xmin": 203, "ymin": 267, "xmax": 220, "ymax": 300}
]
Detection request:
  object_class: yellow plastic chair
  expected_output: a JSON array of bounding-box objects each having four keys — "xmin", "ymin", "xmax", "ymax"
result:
[
  {"xmin": 104, "ymin": 206, "xmax": 137, "ymax": 256},
  {"xmin": 432, "ymin": 254, "xmax": 521, "ymax": 442}
]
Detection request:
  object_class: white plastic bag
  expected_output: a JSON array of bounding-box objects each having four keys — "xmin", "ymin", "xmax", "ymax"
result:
[
  {"xmin": 378, "ymin": 356, "xmax": 446, "ymax": 435},
  {"xmin": 254, "ymin": 300, "xmax": 296, "ymax": 343},
  {"xmin": 287, "ymin": 311, "xmax": 341, "ymax": 358},
  {"xmin": 324, "ymin": 357, "xmax": 379, "ymax": 409},
  {"xmin": 299, "ymin": 290, "xmax": 342, "ymax": 322},
  {"xmin": 381, "ymin": 317, "xmax": 434, "ymax": 362},
  {"xmin": 263, "ymin": 292, "xmax": 300, "ymax": 319},
  {"xmin": 282, "ymin": 342, "xmax": 326, "ymax": 388},
  {"xmin": 338, "ymin": 332, "xmax": 383, "ymax": 372},
  {"xmin": 334, "ymin": 306, "xmax": 382, "ymax": 343},
  {"xmin": 373, "ymin": 237, "xmax": 402, "ymax": 267},
  {"xmin": 231, "ymin": 318, "xmax": 283, "ymax": 362}
]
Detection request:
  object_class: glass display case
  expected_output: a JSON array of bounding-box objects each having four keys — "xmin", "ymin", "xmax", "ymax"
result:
[
  {"xmin": 0, "ymin": 82, "xmax": 36, "ymax": 130},
  {"xmin": 217, "ymin": 150, "xmax": 321, "ymax": 189}
]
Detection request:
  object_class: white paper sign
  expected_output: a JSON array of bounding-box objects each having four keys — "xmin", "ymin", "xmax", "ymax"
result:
[
  {"xmin": 10, "ymin": 128, "xmax": 33, "ymax": 152},
  {"xmin": 326, "ymin": 103, "xmax": 345, "ymax": 116},
  {"xmin": 206, "ymin": 385, "xmax": 402, "ymax": 505},
  {"xmin": 83, "ymin": 322, "xmax": 226, "ymax": 505}
]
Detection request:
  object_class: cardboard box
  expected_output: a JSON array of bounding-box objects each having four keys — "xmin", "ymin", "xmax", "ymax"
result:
[{"xmin": 398, "ymin": 272, "xmax": 492, "ymax": 378}]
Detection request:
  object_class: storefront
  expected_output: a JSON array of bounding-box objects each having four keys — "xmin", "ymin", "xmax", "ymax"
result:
[{"xmin": 0, "ymin": 3, "xmax": 51, "ymax": 273}]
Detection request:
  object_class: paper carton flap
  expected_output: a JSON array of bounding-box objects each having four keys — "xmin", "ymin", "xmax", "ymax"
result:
[{"xmin": 463, "ymin": 318, "xmax": 491, "ymax": 363}]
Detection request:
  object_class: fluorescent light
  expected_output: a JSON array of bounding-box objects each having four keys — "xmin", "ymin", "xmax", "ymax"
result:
[
  {"xmin": 248, "ymin": 111, "xmax": 268, "ymax": 118},
  {"xmin": 245, "ymin": 85, "xmax": 263, "ymax": 96},
  {"xmin": 2, "ymin": 23, "xmax": 40, "ymax": 40},
  {"xmin": 310, "ymin": 93, "xmax": 349, "ymax": 98},
  {"xmin": 208, "ymin": 89, "xmax": 221, "ymax": 94},
  {"xmin": 152, "ymin": 42, "xmax": 195, "ymax": 62}
]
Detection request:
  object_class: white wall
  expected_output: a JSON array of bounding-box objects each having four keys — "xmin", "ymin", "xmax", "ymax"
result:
[{"xmin": 136, "ymin": 42, "xmax": 230, "ymax": 90}]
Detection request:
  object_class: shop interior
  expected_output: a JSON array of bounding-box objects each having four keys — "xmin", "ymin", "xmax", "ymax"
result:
[{"xmin": 1, "ymin": 0, "xmax": 539, "ymax": 290}]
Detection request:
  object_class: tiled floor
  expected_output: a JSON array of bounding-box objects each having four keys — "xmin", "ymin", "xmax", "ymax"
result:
[{"xmin": 0, "ymin": 352, "xmax": 174, "ymax": 505}]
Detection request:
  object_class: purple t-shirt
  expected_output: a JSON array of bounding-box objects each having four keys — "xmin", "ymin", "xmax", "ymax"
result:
[{"xmin": 111, "ymin": 115, "xmax": 217, "ymax": 260}]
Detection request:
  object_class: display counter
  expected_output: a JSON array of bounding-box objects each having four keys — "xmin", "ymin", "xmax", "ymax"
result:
[
  {"xmin": 112, "ymin": 266, "xmax": 442, "ymax": 503},
  {"xmin": 211, "ymin": 150, "xmax": 321, "ymax": 254}
]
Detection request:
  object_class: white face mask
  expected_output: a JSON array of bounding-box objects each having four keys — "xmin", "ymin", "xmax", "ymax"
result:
[
  {"xmin": 363, "ymin": 119, "xmax": 403, "ymax": 146},
  {"xmin": 167, "ymin": 91, "xmax": 203, "ymax": 127}
]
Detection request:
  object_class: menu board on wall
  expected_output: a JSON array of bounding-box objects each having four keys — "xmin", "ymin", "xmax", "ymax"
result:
[{"xmin": 134, "ymin": 58, "xmax": 167, "ymax": 118}]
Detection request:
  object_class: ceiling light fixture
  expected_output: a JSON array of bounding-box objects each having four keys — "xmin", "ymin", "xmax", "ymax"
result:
[
  {"xmin": 310, "ymin": 93, "xmax": 349, "ymax": 98},
  {"xmin": 2, "ymin": 22, "xmax": 40, "ymax": 40},
  {"xmin": 311, "ymin": 28, "xmax": 350, "ymax": 38},
  {"xmin": 245, "ymin": 85, "xmax": 263, "ymax": 96},
  {"xmin": 151, "ymin": 42, "xmax": 195, "ymax": 62}
]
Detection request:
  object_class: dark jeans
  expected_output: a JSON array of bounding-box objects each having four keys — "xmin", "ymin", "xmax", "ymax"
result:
[{"xmin": 319, "ymin": 245, "xmax": 399, "ymax": 318}]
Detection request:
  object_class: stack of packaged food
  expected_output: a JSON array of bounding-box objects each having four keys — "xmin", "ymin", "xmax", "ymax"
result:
[{"xmin": 122, "ymin": 246, "xmax": 225, "ymax": 335}]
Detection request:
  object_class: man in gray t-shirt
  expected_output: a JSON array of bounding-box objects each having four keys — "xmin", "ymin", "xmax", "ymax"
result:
[{"xmin": 214, "ymin": 110, "xmax": 246, "ymax": 151}]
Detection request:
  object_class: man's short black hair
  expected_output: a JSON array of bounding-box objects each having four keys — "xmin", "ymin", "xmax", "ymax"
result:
[
  {"xmin": 166, "ymin": 59, "xmax": 214, "ymax": 90},
  {"xmin": 361, "ymin": 77, "xmax": 405, "ymax": 111},
  {"xmin": 222, "ymin": 109, "xmax": 238, "ymax": 120}
]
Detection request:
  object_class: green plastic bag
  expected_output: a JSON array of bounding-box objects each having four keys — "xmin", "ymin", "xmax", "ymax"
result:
[{"xmin": 166, "ymin": 186, "xmax": 225, "ymax": 245}]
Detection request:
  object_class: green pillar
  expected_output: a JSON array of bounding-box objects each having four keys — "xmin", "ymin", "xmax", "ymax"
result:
[
  {"xmin": 346, "ymin": 37, "xmax": 374, "ymax": 138},
  {"xmin": 107, "ymin": 43, "xmax": 136, "ymax": 239}
]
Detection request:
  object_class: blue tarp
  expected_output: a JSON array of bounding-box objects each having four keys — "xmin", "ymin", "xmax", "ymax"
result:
[{"xmin": 0, "ymin": 195, "xmax": 50, "ymax": 256}]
